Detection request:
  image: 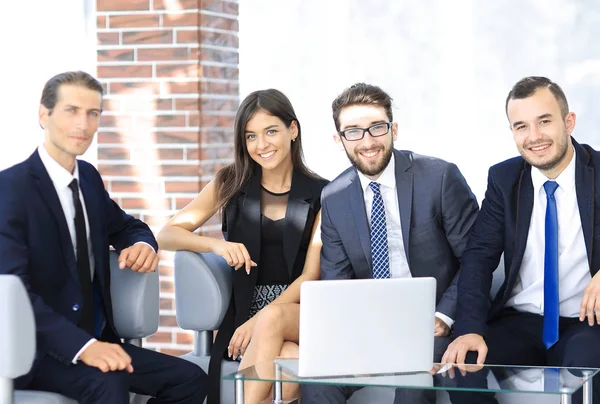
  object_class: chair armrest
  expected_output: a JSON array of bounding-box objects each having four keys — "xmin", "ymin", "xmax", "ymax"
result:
[
  {"xmin": 174, "ymin": 251, "xmax": 233, "ymax": 331},
  {"xmin": 109, "ymin": 250, "xmax": 159, "ymax": 339},
  {"xmin": 0, "ymin": 275, "xmax": 35, "ymax": 378}
]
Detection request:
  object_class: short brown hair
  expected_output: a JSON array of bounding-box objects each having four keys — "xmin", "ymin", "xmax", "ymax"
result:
[
  {"xmin": 505, "ymin": 76, "xmax": 569, "ymax": 119},
  {"xmin": 40, "ymin": 71, "xmax": 103, "ymax": 115},
  {"xmin": 331, "ymin": 83, "xmax": 393, "ymax": 131}
]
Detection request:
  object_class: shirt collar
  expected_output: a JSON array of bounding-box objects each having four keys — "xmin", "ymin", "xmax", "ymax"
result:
[
  {"xmin": 38, "ymin": 144, "xmax": 80, "ymax": 189},
  {"xmin": 530, "ymin": 146, "xmax": 576, "ymax": 195},
  {"xmin": 358, "ymin": 152, "xmax": 397, "ymax": 192}
]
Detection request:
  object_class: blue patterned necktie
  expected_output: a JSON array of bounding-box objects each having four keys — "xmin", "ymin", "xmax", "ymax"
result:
[
  {"xmin": 543, "ymin": 180, "xmax": 559, "ymax": 349},
  {"xmin": 369, "ymin": 182, "xmax": 390, "ymax": 279}
]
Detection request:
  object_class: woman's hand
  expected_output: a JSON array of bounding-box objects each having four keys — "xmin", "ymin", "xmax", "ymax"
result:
[
  {"xmin": 228, "ymin": 317, "xmax": 257, "ymax": 360},
  {"xmin": 211, "ymin": 239, "xmax": 257, "ymax": 273}
]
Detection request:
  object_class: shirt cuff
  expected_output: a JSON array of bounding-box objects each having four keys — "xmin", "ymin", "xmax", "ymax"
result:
[
  {"xmin": 435, "ymin": 312, "xmax": 454, "ymax": 328},
  {"xmin": 134, "ymin": 241, "xmax": 156, "ymax": 253},
  {"xmin": 72, "ymin": 338, "xmax": 97, "ymax": 364}
]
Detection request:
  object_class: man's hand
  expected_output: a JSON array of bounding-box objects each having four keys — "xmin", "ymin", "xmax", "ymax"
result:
[
  {"xmin": 434, "ymin": 317, "xmax": 451, "ymax": 337},
  {"xmin": 580, "ymin": 271, "xmax": 600, "ymax": 325},
  {"xmin": 441, "ymin": 333, "xmax": 488, "ymax": 365},
  {"xmin": 118, "ymin": 243, "xmax": 158, "ymax": 272},
  {"xmin": 228, "ymin": 317, "xmax": 257, "ymax": 360},
  {"xmin": 211, "ymin": 239, "xmax": 257, "ymax": 274},
  {"xmin": 79, "ymin": 341, "xmax": 134, "ymax": 373}
]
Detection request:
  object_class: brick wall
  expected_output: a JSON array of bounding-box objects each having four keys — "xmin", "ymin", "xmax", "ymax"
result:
[{"xmin": 96, "ymin": 0, "xmax": 239, "ymax": 355}]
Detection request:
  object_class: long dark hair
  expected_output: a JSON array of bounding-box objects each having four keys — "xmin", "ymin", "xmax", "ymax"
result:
[{"xmin": 215, "ymin": 89, "xmax": 318, "ymax": 211}]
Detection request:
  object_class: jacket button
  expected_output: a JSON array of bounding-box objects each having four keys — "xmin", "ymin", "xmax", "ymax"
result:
[{"xmin": 72, "ymin": 304, "xmax": 80, "ymax": 311}]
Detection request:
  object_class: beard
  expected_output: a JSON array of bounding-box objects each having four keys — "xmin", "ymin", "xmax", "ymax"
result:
[
  {"xmin": 521, "ymin": 134, "xmax": 570, "ymax": 171},
  {"xmin": 344, "ymin": 143, "xmax": 393, "ymax": 177}
]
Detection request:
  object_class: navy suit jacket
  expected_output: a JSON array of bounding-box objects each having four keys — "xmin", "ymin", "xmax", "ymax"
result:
[
  {"xmin": 0, "ymin": 150, "xmax": 157, "ymax": 382},
  {"xmin": 455, "ymin": 138, "xmax": 600, "ymax": 338},
  {"xmin": 320, "ymin": 149, "xmax": 479, "ymax": 320}
]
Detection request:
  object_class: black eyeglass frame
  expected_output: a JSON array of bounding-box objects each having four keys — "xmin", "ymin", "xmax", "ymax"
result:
[{"xmin": 338, "ymin": 122, "xmax": 393, "ymax": 141}]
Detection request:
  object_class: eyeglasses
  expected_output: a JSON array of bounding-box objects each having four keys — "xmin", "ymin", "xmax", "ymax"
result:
[{"xmin": 338, "ymin": 122, "xmax": 392, "ymax": 141}]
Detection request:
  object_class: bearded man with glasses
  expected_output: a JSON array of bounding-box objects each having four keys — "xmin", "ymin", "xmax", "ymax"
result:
[{"xmin": 301, "ymin": 83, "xmax": 479, "ymax": 404}]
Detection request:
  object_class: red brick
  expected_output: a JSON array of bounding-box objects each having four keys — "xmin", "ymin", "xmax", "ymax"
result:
[
  {"xmin": 160, "ymin": 279, "xmax": 174, "ymax": 293},
  {"xmin": 162, "ymin": 12, "xmax": 199, "ymax": 27},
  {"xmin": 153, "ymin": 114, "xmax": 186, "ymax": 127},
  {"xmin": 154, "ymin": 131, "xmax": 200, "ymax": 144},
  {"xmin": 99, "ymin": 115, "xmax": 133, "ymax": 128},
  {"xmin": 98, "ymin": 0, "xmax": 150, "ymax": 11},
  {"xmin": 122, "ymin": 30, "xmax": 173, "ymax": 45},
  {"xmin": 98, "ymin": 65, "xmax": 153, "ymax": 79},
  {"xmin": 156, "ymin": 98, "xmax": 174, "ymax": 110},
  {"xmin": 200, "ymin": 30, "xmax": 238, "ymax": 48},
  {"xmin": 176, "ymin": 332, "xmax": 194, "ymax": 345},
  {"xmin": 97, "ymin": 15, "xmax": 107, "ymax": 29},
  {"xmin": 189, "ymin": 145, "xmax": 232, "ymax": 160},
  {"xmin": 160, "ymin": 298, "xmax": 173, "ymax": 311},
  {"xmin": 159, "ymin": 148, "xmax": 184, "ymax": 159},
  {"xmin": 154, "ymin": 0, "xmax": 198, "ymax": 10},
  {"xmin": 201, "ymin": 15, "xmax": 238, "ymax": 31},
  {"xmin": 98, "ymin": 164, "xmax": 137, "ymax": 176},
  {"xmin": 199, "ymin": 128, "xmax": 233, "ymax": 143},
  {"xmin": 176, "ymin": 30, "xmax": 198, "ymax": 44},
  {"xmin": 147, "ymin": 331, "xmax": 172, "ymax": 343},
  {"xmin": 98, "ymin": 49, "xmax": 135, "ymax": 62},
  {"xmin": 156, "ymin": 63, "xmax": 200, "ymax": 78},
  {"xmin": 200, "ymin": 0, "xmax": 238, "ymax": 15},
  {"xmin": 188, "ymin": 112, "xmax": 200, "ymax": 127},
  {"xmin": 201, "ymin": 65, "xmax": 238, "ymax": 80},
  {"xmin": 163, "ymin": 81, "xmax": 200, "ymax": 95},
  {"xmin": 175, "ymin": 197, "xmax": 195, "ymax": 209},
  {"xmin": 201, "ymin": 98, "xmax": 237, "ymax": 112},
  {"xmin": 160, "ymin": 348, "xmax": 190, "ymax": 357},
  {"xmin": 122, "ymin": 197, "xmax": 170, "ymax": 210},
  {"xmin": 118, "ymin": 98, "xmax": 169, "ymax": 112},
  {"xmin": 165, "ymin": 181, "xmax": 201, "ymax": 192},
  {"xmin": 101, "ymin": 99, "xmax": 119, "ymax": 111},
  {"xmin": 109, "ymin": 81, "xmax": 161, "ymax": 96},
  {"xmin": 98, "ymin": 147, "xmax": 131, "ymax": 160},
  {"xmin": 159, "ymin": 164, "xmax": 200, "ymax": 176},
  {"xmin": 98, "ymin": 131, "xmax": 127, "ymax": 144},
  {"xmin": 138, "ymin": 47, "xmax": 188, "ymax": 61},
  {"xmin": 200, "ymin": 80, "xmax": 238, "ymax": 94},
  {"xmin": 200, "ymin": 47, "xmax": 238, "ymax": 64},
  {"xmin": 159, "ymin": 315, "xmax": 178, "ymax": 328},
  {"xmin": 97, "ymin": 32, "xmax": 120, "ymax": 45},
  {"xmin": 109, "ymin": 14, "xmax": 160, "ymax": 28},
  {"xmin": 174, "ymin": 98, "xmax": 199, "ymax": 111},
  {"xmin": 158, "ymin": 264, "xmax": 174, "ymax": 277},
  {"xmin": 198, "ymin": 113, "xmax": 235, "ymax": 128},
  {"xmin": 223, "ymin": 2, "xmax": 239, "ymax": 15}
]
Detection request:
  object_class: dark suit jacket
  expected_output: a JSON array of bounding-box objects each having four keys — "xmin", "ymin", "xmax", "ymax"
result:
[
  {"xmin": 0, "ymin": 150, "xmax": 157, "ymax": 384},
  {"xmin": 207, "ymin": 166, "xmax": 328, "ymax": 404},
  {"xmin": 454, "ymin": 138, "xmax": 600, "ymax": 338},
  {"xmin": 320, "ymin": 149, "xmax": 479, "ymax": 320}
]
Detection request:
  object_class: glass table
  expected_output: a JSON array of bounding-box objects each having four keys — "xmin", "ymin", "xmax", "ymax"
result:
[{"xmin": 223, "ymin": 359, "xmax": 599, "ymax": 404}]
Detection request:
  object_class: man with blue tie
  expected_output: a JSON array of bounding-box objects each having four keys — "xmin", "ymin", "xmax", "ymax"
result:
[
  {"xmin": 0, "ymin": 71, "xmax": 207, "ymax": 403},
  {"xmin": 443, "ymin": 76, "xmax": 600, "ymax": 403},
  {"xmin": 301, "ymin": 83, "xmax": 479, "ymax": 404}
]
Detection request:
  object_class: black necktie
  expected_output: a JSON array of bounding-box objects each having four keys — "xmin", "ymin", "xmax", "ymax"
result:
[{"xmin": 68, "ymin": 179, "xmax": 94, "ymax": 334}]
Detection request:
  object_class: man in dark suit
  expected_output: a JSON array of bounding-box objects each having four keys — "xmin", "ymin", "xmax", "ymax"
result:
[
  {"xmin": 0, "ymin": 71, "xmax": 207, "ymax": 403},
  {"xmin": 301, "ymin": 83, "xmax": 479, "ymax": 404},
  {"xmin": 442, "ymin": 76, "xmax": 600, "ymax": 403}
]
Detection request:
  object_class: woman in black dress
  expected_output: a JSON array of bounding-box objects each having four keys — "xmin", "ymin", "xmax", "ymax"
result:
[{"xmin": 158, "ymin": 89, "xmax": 328, "ymax": 404}]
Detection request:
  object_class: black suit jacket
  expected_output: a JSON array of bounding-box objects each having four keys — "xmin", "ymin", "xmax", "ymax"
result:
[
  {"xmin": 320, "ymin": 149, "xmax": 479, "ymax": 320},
  {"xmin": 0, "ymin": 150, "xmax": 157, "ymax": 384},
  {"xmin": 454, "ymin": 138, "xmax": 600, "ymax": 337},
  {"xmin": 208, "ymin": 166, "xmax": 328, "ymax": 404}
]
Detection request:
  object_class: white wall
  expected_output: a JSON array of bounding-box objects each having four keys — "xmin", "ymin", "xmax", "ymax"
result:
[
  {"xmin": 0, "ymin": 0, "xmax": 97, "ymax": 171},
  {"xmin": 239, "ymin": 0, "xmax": 600, "ymax": 201}
]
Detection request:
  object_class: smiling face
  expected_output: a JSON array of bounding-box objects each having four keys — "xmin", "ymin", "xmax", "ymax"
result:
[
  {"xmin": 507, "ymin": 87, "xmax": 575, "ymax": 179},
  {"xmin": 40, "ymin": 83, "xmax": 102, "ymax": 172},
  {"xmin": 244, "ymin": 109, "xmax": 297, "ymax": 173},
  {"xmin": 335, "ymin": 104, "xmax": 397, "ymax": 181}
]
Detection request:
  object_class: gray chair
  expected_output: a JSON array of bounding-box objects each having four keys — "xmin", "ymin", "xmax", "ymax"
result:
[
  {"xmin": 172, "ymin": 251, "xmax": 509, "ymax": 404},
  {"xmin": 12, "ymin": 250, "xmax": 159, "ymax": 404}
]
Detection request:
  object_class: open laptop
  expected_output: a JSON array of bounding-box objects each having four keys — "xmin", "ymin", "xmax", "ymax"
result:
[{"xmin": 279, "ymin": 277, "xmax": 436, "ymax": 378}]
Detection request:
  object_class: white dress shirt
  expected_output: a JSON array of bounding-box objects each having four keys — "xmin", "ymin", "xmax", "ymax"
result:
[
  {"xmin": 506, "ymin": 148, "xmax": 591, "ymax": 317},
  {"xmin": 357, "ymin": 157, "xmax": 454, "ymax": 327}
]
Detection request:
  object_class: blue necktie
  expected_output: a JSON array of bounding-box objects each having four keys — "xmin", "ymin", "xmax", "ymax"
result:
[
  {"xmin": 543, "ymin": 180, "xmax": 559, "ymax": 349},
  {"xmin": 369, "ymin": 182, "xmax": 390, "ymax": 279}
]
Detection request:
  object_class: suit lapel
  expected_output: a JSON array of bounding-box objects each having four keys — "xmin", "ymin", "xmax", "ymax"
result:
[
  {"xmin": 509, "ymin": 165, "xmax": 534, "ymax": 287},
  {"xmin": 283, "ymin": 170, "xmax": 311, "ymax": 279},
  {"xmin": 573, "ymin": 141, "xmax": 595, "ymax": 267},
  {"xmin": 394, "ymin": 151, "xmax": 413, "ymax": 266},
  {"xmin": 237, "ymin": 168, "xmax": 262, "ymax": 275},
  {"xmin": 28, "ymin": 151, "xmax": 78, "ymax": 277},
  {"xmin": 348, "ymin": 170, "xmax": 373, "ymax": 276}
]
